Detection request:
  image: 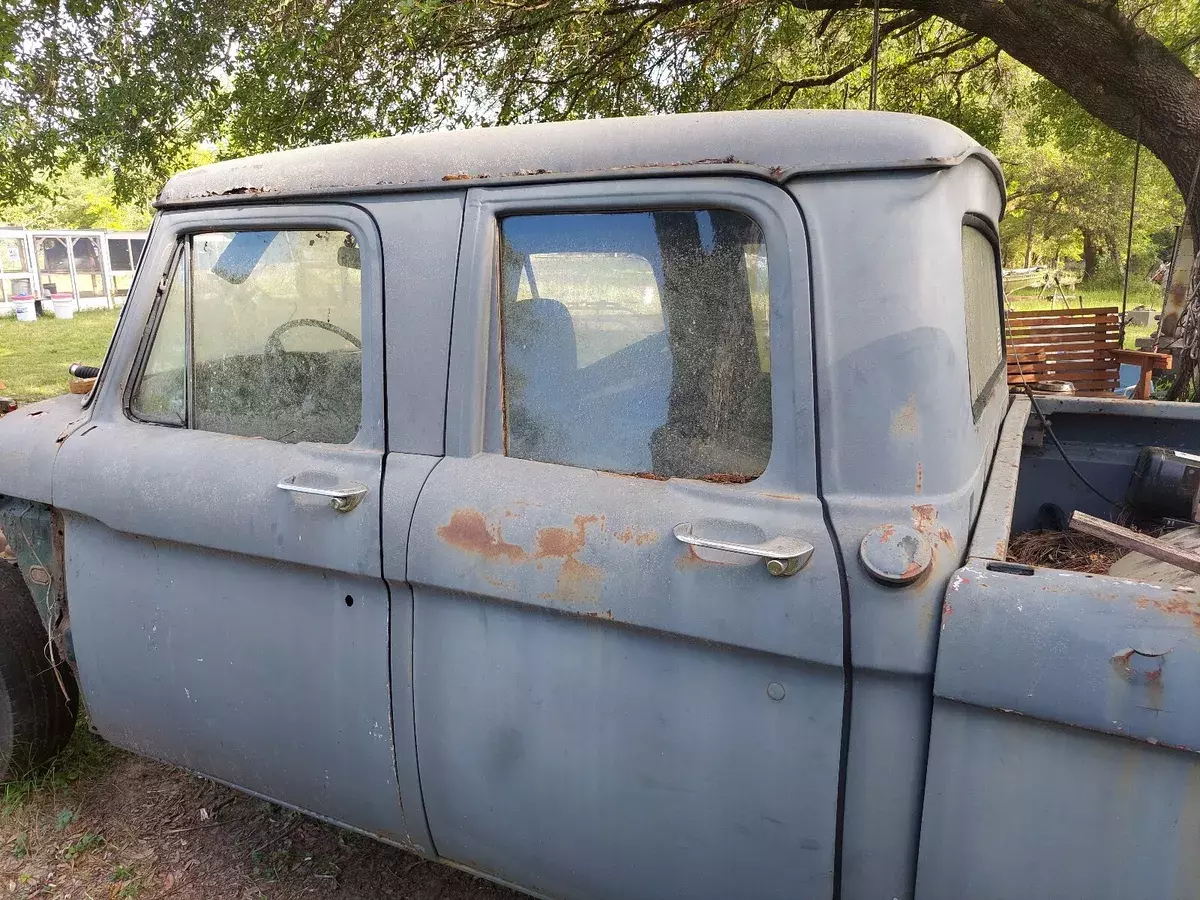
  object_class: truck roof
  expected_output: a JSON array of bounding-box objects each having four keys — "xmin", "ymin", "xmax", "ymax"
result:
[{"xmin": 156, "ymin": 109, "xmax": 1004, "ymax": 208}]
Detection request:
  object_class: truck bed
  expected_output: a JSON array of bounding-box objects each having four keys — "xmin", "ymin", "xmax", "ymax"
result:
[{"xmin": 972, "ymin": 392, "xmax": 1200, "ymax": 567}]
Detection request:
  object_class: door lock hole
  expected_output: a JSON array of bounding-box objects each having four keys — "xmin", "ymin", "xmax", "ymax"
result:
[{"xmin": 344, "ymin": 594, "xmax": 354, "ymax": 608}]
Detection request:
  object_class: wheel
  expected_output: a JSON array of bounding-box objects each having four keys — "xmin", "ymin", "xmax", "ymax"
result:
[{"xmin": 0, "ymin": 561, "xmax": 77, "ymax": 781}]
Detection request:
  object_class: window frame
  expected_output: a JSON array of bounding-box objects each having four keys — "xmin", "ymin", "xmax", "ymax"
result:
[
  {"xmin": 120, "ymin": 205, "xmax": 385, "ymax": 451},
  {"xmin": 444, "ymin": 177, "xmax": 819, "ymax": 497},
  {"xmin": 962, "ymin": 213, "xmax": 1007, "ymax": 421},
  {"xmin": 127, "ymin": 241, "xmax": 189, "ymax": 427},
  {"xmin": 495, "ymin": 208, "xmax": 774, "ymax": 481}
]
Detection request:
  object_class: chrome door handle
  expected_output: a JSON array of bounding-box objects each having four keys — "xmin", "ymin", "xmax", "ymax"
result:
[
  {"xmin": 278, "ymin": 477, "xmax": 368, "ymax": 513},
  {"xmin": 672, "ymin": 523, "xmax": 814, "ymax": 577}
]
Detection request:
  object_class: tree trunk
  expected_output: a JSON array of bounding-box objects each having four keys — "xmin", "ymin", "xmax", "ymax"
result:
[
  {"xmin": 1024, "ymin": 218, "xmax": 1035, "ymax": 268},
  {"xmin": 1104, "ymin": 231, "xmax": 1123, "ymax": 274},
  {"xmin": 1082, "ymin": 229, "xmax": 1099, "ymax": 280}
]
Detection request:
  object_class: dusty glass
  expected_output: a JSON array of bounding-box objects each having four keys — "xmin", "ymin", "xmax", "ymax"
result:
[
  {"xmin": 130, "ymin": 257, "xmax": 187, "ymax": 426},
  {"xmin": 962, "ymin": 225, "xmax": 1005, "ymax": 408},
  {"xmin": 189, "ymin": 229, "xmax": 363, "ymax": 444},
  {"xmin": 500, "ymin": 210, "xmax": 772, "ymax": 481}
]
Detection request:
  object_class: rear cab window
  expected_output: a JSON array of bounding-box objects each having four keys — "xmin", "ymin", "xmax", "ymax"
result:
[{"xmin": 962, "ymin": 222, "xmax": 1005, "ymax": 417}]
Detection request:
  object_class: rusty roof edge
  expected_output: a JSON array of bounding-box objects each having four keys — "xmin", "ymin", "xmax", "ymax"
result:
[{"xmin": 153, "ymin": 150, "xmax": 1000, "ymax": 211}]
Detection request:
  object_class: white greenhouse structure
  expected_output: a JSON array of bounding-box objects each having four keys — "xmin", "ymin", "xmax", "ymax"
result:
[{"xmin": 0, "ymin": 228, "xmax": 148, "ymax": 316}]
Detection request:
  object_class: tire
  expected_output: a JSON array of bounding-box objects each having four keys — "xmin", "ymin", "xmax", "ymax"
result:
[{"xmin": 0, "ymin": 561, "xmax": 78, "ymax": 781}]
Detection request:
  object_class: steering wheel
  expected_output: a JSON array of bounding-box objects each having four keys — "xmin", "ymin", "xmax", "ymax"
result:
[{"xmin": 265, "ymin": 318, "xmax": 362, "ymax": 354}]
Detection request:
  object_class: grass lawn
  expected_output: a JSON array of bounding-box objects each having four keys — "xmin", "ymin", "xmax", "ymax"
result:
[
  {"xmin": 0, "ymin": 308, "xmax": 122, "ymax": 403},
  {"xmin": 1008, "ymin": 282, "xmax": 1163, "ymax": 350}
]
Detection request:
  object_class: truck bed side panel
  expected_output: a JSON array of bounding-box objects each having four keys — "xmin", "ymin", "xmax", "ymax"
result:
[{"xmin": 917, "ymin": 560, "xmax": 1200, "ymax": 899}]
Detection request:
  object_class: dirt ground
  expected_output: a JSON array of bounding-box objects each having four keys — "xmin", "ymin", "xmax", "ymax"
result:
[{"xmin": 1, "ymin": 729, "xmax": 521, "ymax": 900}]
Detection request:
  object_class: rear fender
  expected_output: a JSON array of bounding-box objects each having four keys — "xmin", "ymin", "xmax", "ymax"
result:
[{"xmin": 917, "ymin": 560, "xmax": 1200, "ymax": 899}]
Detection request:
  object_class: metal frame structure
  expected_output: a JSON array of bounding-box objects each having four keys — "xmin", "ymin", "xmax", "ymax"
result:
[
  {"xmin": 0, "ymin": 227, "xmax": 148, "ymax": 315},
  {"xmin": 0, "ymin": 228, "xmax": 39, "ymax": 305}
]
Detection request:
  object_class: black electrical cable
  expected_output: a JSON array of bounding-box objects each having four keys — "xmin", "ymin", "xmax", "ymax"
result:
[{"xmin": 1022, "ymin": 383, "xmax": 1122, "ymax": 508}]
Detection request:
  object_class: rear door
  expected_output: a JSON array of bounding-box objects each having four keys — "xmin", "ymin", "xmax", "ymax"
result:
[
  {"xmin": 406, "ymin": 178, "xmax": 846, "ymax": 900},
  {"xmin": 53, "ymin": 204, "xmax": 427, "ymax": 841}
]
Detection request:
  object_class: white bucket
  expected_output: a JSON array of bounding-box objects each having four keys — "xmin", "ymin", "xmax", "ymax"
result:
[
  {"xmin": 51, "ymin": 298, "xmax": 75, "ymax": 320},
  {"xmin": 12, "ymin": 299, "xmax": 35, "ymax": 322}
]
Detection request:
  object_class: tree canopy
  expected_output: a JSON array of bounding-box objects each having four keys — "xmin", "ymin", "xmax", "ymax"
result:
[{"xmin": 1, "ymin": 0, "xmax": 1198, "ymax": 273}]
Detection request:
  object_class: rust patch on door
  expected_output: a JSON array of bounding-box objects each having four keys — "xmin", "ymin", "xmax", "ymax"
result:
[
  {"xmin": 542, "ymin": 556, "xmax": 604, "ymax": 605},
  {"xmin": 613, "ymin": 526, "xmax": 659, "ymax": 546},
  {"xmin": 536, "ymin": 516, "xmax": 604, "ymax": 603},
  {"xmin": 437, "ymin": 509, "xmax": 528, "ymax": 563},
  {"xmin": 535, "ymin": 515, "xmax": 597, "ymax": 559}
]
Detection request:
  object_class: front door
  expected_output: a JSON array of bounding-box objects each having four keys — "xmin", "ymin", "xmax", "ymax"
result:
[
  {"xmin": 53, "ymin": 204, "xmax": 423, "ymax": 840},
  {"xmin": 408, "ymin": 178, "xmax": 846, "ymax": 899}
]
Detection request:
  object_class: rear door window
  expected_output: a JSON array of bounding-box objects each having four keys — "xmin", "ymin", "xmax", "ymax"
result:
[{"xmin": 499, "ymin": 209, "xmax": 772, "ymax": 481}]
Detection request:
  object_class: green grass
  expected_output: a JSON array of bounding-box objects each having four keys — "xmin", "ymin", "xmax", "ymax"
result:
[
  {"xmin": 0, "ymin": 307, "xmax": 121, "ymax": 403},
  {"xmin": 1007, "ymin": 282, "xmax": 1163, "ymax": 350}
]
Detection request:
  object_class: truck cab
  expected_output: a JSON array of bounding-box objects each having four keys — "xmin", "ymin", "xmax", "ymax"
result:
[{"xmin": 3, "ymin": 110, "xmax": 1190, "ymax": 900}]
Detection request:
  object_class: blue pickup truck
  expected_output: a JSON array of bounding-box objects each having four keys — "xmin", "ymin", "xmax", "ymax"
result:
[{"xmin": 1, "ymin": 110, "xmax": 1198, "ymax": 900}]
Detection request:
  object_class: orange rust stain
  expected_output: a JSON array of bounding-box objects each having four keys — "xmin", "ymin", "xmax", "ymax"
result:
[
  {"xmin": 674, "ymin": 545, "xmax": 732, "ymax": 570},
  {"xmin": 902, "ymin": 561, "xmax": 924, "ymax": 580},
  {"xmin": 758, "ymin": 491, "xmax": 805, "ymax": 502},
  {"xmin": 701, "ymin": 472, "xmax": 756, "ymax": 485},
  {"xmin": 891, "ymin": 393, "xmax": 919, "ymax": 438},
  {"xmin": 535, "ymin": 514, "xmax": 598, "ymax": 559},
  {"xmin": 536, "ymin": 526, "xmax": 584, "ymax": 558},
  {"xmin": 941, "ymin": 600, "xmax": 954, "ymax": 629},
  {"xmin": 437, "ymin": 509, "xmax": 528, "ymax": 562},
  {"xmin": 912, "ymin": 504, "xmax": 937, "ymax": 534},
  {"xmin": 915, "ymin": 462, "xmax": 923, "ymax": 495},
  {"xmin": 1146, "ymin": 593, "xmax": 1200, "ymax": 633},
  {"xmin": 880, "ymin": 524, "xmax": 896, "ymax": 542},
  {"xmin": 937, "ymin": 527, "xmax": 955, "ymax": 550},
  {"xmin": 615, "ymin": 526, "xmax": 661, "ymax": 546},
  {"xmin": 539, "ymin": 556, "xmax": 604, "ymax": 604}
]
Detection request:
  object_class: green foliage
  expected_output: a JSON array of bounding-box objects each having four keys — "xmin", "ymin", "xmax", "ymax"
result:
[
  {"xmin": 0, "ymin": 164, "xmax": 153, "ymax": 230},
  {"xmin": 999, "ymin": 76, "xmax": 1183, "ymax": 275},
  {"xmin": 62, "ymin": 831, "xmax": 104, "ymax": 860},
  {"xmin": 0, "ymin": 0, "xmax": 1195, "ymax": 283}
]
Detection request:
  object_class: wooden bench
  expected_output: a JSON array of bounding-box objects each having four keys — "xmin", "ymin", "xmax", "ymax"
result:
[{"xmin": 1005, "ymin": 306, "xmax": 1172, "ymax": 400}]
